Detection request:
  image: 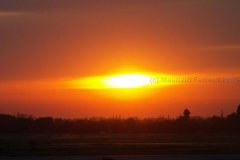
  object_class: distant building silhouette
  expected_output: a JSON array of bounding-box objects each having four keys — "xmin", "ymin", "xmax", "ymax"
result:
[
  {"xmin": 16, "ymin": 112, "xmax": 32, "ymax": 118},
  {"xmin": 221, "ymin": 110, "xmax": 224, "ymax": 118}
]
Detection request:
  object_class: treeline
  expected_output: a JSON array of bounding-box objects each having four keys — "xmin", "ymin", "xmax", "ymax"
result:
[{"xmin": 0, "ymin": 105, "xmax": 240, "ymax": 134}]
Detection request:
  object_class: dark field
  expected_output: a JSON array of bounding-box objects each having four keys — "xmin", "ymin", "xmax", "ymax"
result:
[{"xmin": 1, "ymin": 133, "xmax": 240, "ymax": 156}]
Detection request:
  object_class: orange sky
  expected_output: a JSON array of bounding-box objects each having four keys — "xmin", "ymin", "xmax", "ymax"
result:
[{"xmin": 0, "ymin": 0, "xmax": 240, "ymax": 118}]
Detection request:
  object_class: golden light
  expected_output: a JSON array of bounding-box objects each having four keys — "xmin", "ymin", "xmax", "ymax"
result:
[
  {"xmin": 65, "ymin": 72, "xmax": 183, "ymax": 100},
  {"xmin": 67, "ymin": 72, "xmax": 180, "ymax": 89},
  {"xmin": 101, "ymin": 74, "xmax": 151, "ymax": 88}
]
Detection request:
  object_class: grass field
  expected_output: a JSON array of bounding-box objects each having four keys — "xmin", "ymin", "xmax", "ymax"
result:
[{"xmin": 1, "ymin": 133, "xmax": 240, "ymax": 156}]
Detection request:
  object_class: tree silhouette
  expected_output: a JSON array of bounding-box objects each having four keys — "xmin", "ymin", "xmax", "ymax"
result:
[
  {"xmin": 183, "ymin": 109, "xmax": 190, "ymax": 121},
  {"xmin": 33, "ymin": 117, "xmax": 53, "ymax": 132},
  {"xmin": 2, "ymin": 105, "xmax": 240, "ymax": 134},
  {"xmin": 237, "ymin": 105, "xmax": 240, "ymax": 122},
  {"xmin": 237, "ymin": 105, "xmax": 240, "ymax": 116}
]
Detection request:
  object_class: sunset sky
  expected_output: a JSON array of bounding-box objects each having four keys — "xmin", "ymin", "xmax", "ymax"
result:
[{"xmin": 0, "ymin": 0, "xmax": 240, "ymax": 118}]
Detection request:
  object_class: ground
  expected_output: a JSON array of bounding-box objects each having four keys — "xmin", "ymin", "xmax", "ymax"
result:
[{"xmin": 1, "ymin": 133, "xmax": 240, "ymax": 156}]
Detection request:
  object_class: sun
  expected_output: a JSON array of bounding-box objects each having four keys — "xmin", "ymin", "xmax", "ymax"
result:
[
  {"xmin": 101, "ymin": 73, "xmax": 151, "ymax": 88},
  {"xmin": 67, "ymin": 72, "xmax": 177, "ymax": 89}
]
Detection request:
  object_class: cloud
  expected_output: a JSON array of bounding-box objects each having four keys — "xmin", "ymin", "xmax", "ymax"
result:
[
  {"xmin": 198, "ymin": 45, "xmax": 240, "ymax": 51},
  {"xmin": 0, "ymin": 11, "xmax": 28, "ymax": 17},
  {"xmin": 0, "ymin": 0, "xmax": 152, "ymax": 13}
]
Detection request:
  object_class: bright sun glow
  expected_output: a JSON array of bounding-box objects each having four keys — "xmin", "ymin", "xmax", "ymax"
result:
[
  {"xmin": 67, "ymin": 72, "xmax": 177, "ymax": 89},
  {"xmin": 102, "ymin": 74, "xmax": 151, "ymax": 88}
]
